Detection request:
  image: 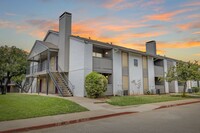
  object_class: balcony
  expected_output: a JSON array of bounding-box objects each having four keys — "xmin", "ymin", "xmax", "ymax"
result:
[
  {"xmin": 26, "ymin": 63, "xmax": 48, "ymax": 77},
  {"xmin": 154, "ymin": 65, "xmax": 164, "ymax": 77},
  {"xmin": 93, "ymin": 57, "xmax": 112, "ymax": 73}
]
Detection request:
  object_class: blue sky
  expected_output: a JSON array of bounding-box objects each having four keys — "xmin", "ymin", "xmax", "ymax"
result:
[{"xmin": 0, "ymin": 0, "xmax": 199, "ymax": 61}]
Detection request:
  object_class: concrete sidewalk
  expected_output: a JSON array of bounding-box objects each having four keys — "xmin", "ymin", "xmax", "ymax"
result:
[
  {"xmin": 0, "ymin": 95, "xmax": 200, "ymax": 132},
  {"xmin": 65, "ymin": 96, "xmax": 200, "ymax": 112}
]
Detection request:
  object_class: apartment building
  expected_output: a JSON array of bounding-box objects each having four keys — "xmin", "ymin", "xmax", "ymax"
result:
[{"xmin": 24, "ymin": 12, "xmax": 200, "ymax": 97}]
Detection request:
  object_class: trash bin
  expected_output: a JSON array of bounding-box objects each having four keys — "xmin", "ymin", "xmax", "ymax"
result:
[{"xmin": 156, "ymin": 89, "xmax": 160, "ymax": 95}]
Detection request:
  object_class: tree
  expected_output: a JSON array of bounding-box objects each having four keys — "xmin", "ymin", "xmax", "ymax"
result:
[
  {"xmin": 0, "ymin": 45, "xmax": 28, "ymax": 94},
  {"xmin": 11, "ymin": 74, "xmax": 26, "ymax": 91},
  {"xmin": 0, "ymin": 65, "xmax": 5, "ymax": 94},
  {"xmin": 166, "ymin": 61, "xmax": 200, "ymax": 97},
  {"xmin": 85, "ymin": 72, "xmax": 108, "ymax": 98}
]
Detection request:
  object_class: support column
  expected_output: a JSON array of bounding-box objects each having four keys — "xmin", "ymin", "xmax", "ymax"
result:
[
  {"xmin": 37, "ymin": 77, "xmax": 39, "ymax": 95},
  {"xmin": 173, "ymin": 61, "xmax": 179, "ymax": 93},
  {"xmin": 39, "ymin": 54, "xmax": 42, "ymax": 72},
  {"xmin": 46, "ymin": 75, "xmax": 49, "ymax": 95},
  {"xmin": 32, "ymin": 62, "xmax": 34, "ymax": 74},
  {"xmin": 31, "ymin": 77, "xmax": 32, "ymax": 93},
  {"xmin": 47, "ymin": 50, "xmax": 50, "ymax": 70},
  {"xmin": 46, "ymin": 50, "xmax": 50, "ymax": 95},
  {"xmin": 163, "ymin": 59, "xmax": 169, "ymax": 93}
]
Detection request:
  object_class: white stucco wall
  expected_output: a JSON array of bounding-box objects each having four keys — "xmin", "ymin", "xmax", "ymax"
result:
[
  {"xmin": 147, "ymin": 56, "xmax": 155, "ymax": 92},
  {"xmin": 129, "ymin": 53, "xmax": 143, "ymax": 95},
  {"xmin": 163, "ymin": 59, "xmax": 169, "ymax": 93},
  {"xmin": 44, "ymin": 33, "xmax": 59, "ymax": 46},
  {"xmin": 173, "ymin": 61, "xmax": 179, "ymax": 93},
  {"xmin": 29, "ymin": 78, "xmax": 37, "ymax": 93},
  {"xmin": 68, "ymin": 38, "xmax": 92, "ymax": 97},
  {"xmin": 112, "ymin": 49, "xmax": 122, "ymax": 96},
  {"xmin": 191, "ymin": 81, "xmax": 198, "ymax": 87}
]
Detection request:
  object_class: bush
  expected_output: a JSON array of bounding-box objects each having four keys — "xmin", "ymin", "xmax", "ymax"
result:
[
  {"xmin": 192, "ymin": 87, "xmax": 200, "ymax": 93},
  {"xmin": 85, "ymin": 72, "xmax": 108, "ymax": 98},
  {"xmin": 145, "ymin": 90, "xmax": 151, "ymax": 95}
]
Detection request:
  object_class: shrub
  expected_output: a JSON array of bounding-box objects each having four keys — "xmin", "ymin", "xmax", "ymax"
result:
[
  {"xmin": 85, "ymin": 72, "xmax": 108, "ymax": 98},
  {"xmin": 192, "ymin": 87, "xmax": 200, "ymax": 93},
  {"xmin": 145, "ymin": 90, "xmax": 151, "ymax": 95}
]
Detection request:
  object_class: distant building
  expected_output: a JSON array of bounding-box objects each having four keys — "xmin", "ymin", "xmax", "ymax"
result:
[{"xmin": 25, "ymin": 12, "xmax": 200, "ymax": 97}]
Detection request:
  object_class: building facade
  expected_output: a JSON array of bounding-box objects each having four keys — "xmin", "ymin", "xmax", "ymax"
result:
[{"xmin": 25, "ymin": 12, "xmax": 200, "ymax": 97}]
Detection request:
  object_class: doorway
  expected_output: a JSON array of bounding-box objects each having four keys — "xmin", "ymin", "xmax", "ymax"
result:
[{"xmin": 39, "ymin": 79, "xmax": 42, "ymax": 92}]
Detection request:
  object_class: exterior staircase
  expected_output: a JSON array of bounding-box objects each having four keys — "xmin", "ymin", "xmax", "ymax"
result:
[
  {"xmin": 49, "ymin": 71, "xmax": 73, "ymax": 97},
  {"xmin": 23, "ymin": 77, "xmax": 34, "ymax": 93}
]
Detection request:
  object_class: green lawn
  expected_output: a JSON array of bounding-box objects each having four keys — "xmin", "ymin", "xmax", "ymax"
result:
[
  {"xmin": 194, "ymin": 92, "xmax": 200, "ymax": 95},
  {"xmin": 0, "ymin": 93, "xmax": 88, "ymax": 121},
  {"xmin": 107, "ymin": 95, "xmax": 191, "ymax": 106}
]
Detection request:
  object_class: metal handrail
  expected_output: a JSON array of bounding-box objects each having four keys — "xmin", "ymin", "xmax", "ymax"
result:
[
  {"xmin": 47, "ymin": 69, "xmax": 63, "ymax": 96},
  {"xmin": 22, "ymin": 77, "xmax": 34, "ymax": 93},
  {"xmin": 57, "ymin": 66, "xmax": 74, "ymax": 94}
]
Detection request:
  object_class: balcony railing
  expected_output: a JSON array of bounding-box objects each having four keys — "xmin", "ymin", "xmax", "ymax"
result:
[
  {"xmin": 93, "ymin": 57, "xmax": 112, "ymax": 72},
  {"xmin": 26, "ymin": 63, "xmax": 47, "ymax": 75},
  {"xmin": 154, "ymin": 66, "xmax": 164, "ymax": 77}
]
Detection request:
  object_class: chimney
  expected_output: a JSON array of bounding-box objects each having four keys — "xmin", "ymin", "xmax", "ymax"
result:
[
  {"xmin": 58, "ymin": 12, "xmax": 72, "ymax": 72},
  {"xmin": 146, "ymin": 40, "xmax": 156, "ymax": 55}
]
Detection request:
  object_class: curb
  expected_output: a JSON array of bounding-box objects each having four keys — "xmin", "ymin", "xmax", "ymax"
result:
[
  {"xmin": 154, "ymin": 100, "xmax": 200, "ymax": 110},
  {"xmin": 0, "ymin": 112, "xmax": 137, "ymax": 133}
]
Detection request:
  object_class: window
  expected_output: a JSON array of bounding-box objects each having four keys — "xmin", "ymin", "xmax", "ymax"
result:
[
  {"xmin": 134, "ymin": 59, "xmax": 138, "ymax": 67},
  {"xmin": 96, "ymin": 53, "xmax": 102, "ymax": 58},
  {"xmin": 122, "ymin": 52, "xmax": 128, "ymax": 67},
  {"xmin": 93, "ymin": 52, "xmax": 102, "ymax": 58}
]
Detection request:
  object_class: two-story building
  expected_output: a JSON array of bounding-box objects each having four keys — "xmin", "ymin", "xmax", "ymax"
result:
[{"xmin": 24, "ymin": 12, "xmax": 200, "ymax": 97}]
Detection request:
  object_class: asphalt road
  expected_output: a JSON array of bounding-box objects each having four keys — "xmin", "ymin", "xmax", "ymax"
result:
[{"xmin": 28, "ymin": 103, "xmax": 200, "ymax": 133}]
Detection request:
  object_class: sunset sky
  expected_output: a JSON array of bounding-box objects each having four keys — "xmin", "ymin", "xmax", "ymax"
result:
[{"xmin": 0, "ymin": 0, "xmax": 199, "ymax": 62}]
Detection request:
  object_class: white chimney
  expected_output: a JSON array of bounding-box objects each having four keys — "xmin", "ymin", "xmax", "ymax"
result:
[
  {"xmin": 146, "ymin": 40, "xmax": 156, "ymax": 55},
  {"xmin": 58, "ymin": 12, "xmax": 72, "ymax": 72}
]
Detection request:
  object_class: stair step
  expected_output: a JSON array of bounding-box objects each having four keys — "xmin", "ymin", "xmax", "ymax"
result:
[{"xmin": 49, "ymin": 71, "xmax": 73, "ymax": 97}]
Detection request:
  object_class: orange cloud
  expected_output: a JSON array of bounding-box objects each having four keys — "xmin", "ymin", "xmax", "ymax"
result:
[
  {"xmin": 182, "ymin": 1, "xmax": 200, "ymax": 7},
  {"xmin": 102, "ymin": 0, "xmax": 135, "ymax": 10},
  {"xmin": 25, "ymin": 19, "xmax": 58, "ymax": 38},
  {"xmin": 193, "ymin": 53, "xmax": 200, "ymax": 56},
  {"xmin": 102, "ymin": 0, "xmax": 164, "ymax": 10},
  {"xmin": 100, "ymin": 23, "xmax": 148, "ymax": 32},
  {"xmin": 157, "ymin": 41, "xmax": 200, "ymax": 49},
  {"xmin": 157, "ymin": 49, "xmax": 166, "ymax": 55},
  {"xmin": 112, "ymin": 42, "xmax": 165, "ymax": 55},
  {"xmin": 103, "ymin": 0, "xmax": 124, "ymax": 8},
  {"xmin": 145, "ymin": 9, "xmax": 190, "ymax": 21},
  {"xmin": 0, "ymin": 20, "xmax": 14, "ymax": 28},
  {"xmin": 131, "ymin": 31, "xmax": 167, "ymax": 38},
  {"xmin": 29, "ymin": 30, "xmax": 46, "ymax": 38},
  {"xmin": 141, "ymin": 0, "xmax": 164, "ymax": 7},
  {"xmin": 193, "ymin": 31, "xmax": 200, "ymax": 34},
  {"xmin": 187, "ymin": 14, "xmax": 200, "ymax": 19},
  {"xmin": 177, "ymin": 21, "xmax": 200, "ymax": 30}
]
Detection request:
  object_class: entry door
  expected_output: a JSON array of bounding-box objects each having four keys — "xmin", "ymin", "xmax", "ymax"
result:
[
  {"xmin": 56, "ymin": 56, "xmax": 58, "ymax": 71},
  {"xmin": 39, "ymin": 79, "xmax": 42, "ymax": 92},
  {"xmin": 55, "ymin": 87, "xmax": 58, "ymax": 94}
]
